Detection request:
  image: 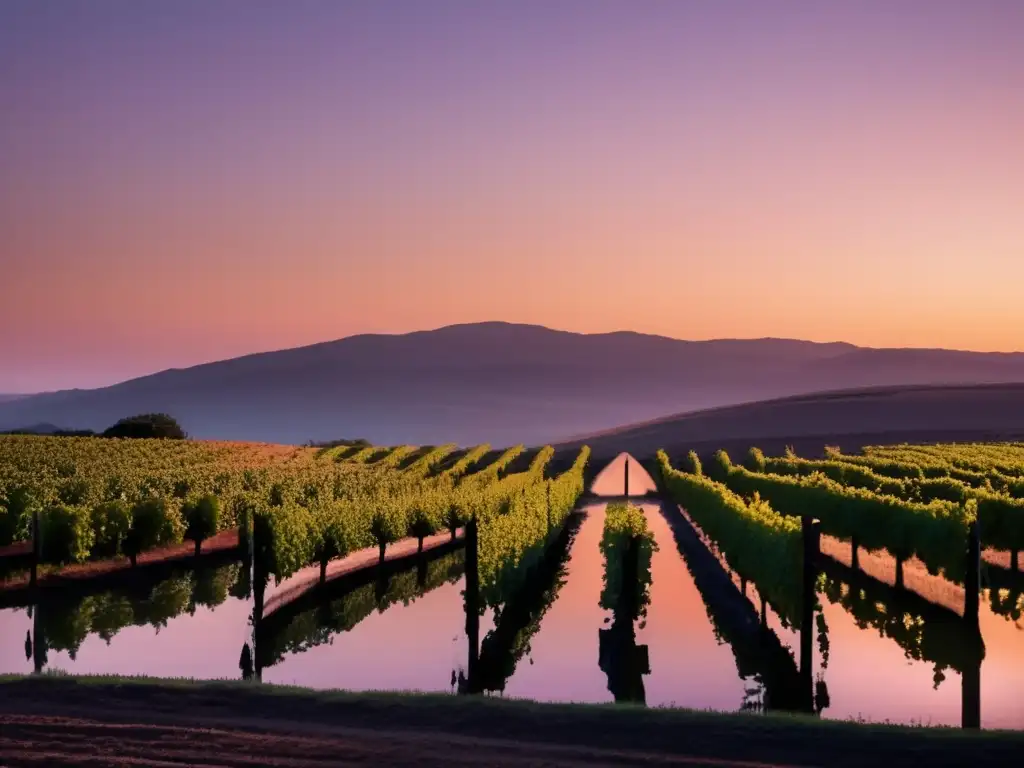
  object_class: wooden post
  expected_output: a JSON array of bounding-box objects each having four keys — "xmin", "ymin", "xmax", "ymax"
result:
[
  {"xmin": 252, "ymin": 520, "xmax": 266, "ymax": 683},
  {"xmin": 962, "ymin": 655, "xmax": 981, "ymax": 730},
  {"xmin": 464, "ymin": 516, "xmax": 480, "ymax": 691},
  {"xmin": 1011, "ymin": 548, "xmax": 1019, "ymax": 572},
  {"xmin": 239, "ymin": 516, "xmax": 253, "ymax": 560},
  {"xmin": 32, "ymin": 605, "xmax": 45, "ymax": 674},
  {"xmin": 760, "ymin": 595, "xmax": 767, "ymax": 628},
  {"xmin": 800, "ymin": 515, "xmax": 820, "ymax": 713},
  {"xmin": 30, "ymin": 509, "xmax": 40, "ymax": 589},
  {"xmin": 740, "ymin": 576, "xmax": 747, "ymax": 598},
  {"xmin": 417, "ymin": 556, "xmax": 428, "ymax": 589},
  {"xmin": 894, "ymin": 556, "xmax": 905, "ymax": 590},
  {"xmin": 964, "ymin": 520, "xmax": 981, "ymax": 628},
  {"xmin": 850, "ymin": 535, "xmax": 859, "ymax": 571},
  {"xmin": 624, "ymin": 457, "xmax": 630, "ymax": 498}
]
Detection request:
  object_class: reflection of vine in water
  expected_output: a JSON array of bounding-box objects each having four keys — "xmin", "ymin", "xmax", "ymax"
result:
[
  {"xmin": 698, "ymin": 597, "xmax": 766, "ymax": 713},
  {"xmin": 468, "ymin": 515, "xmax": 581, "ymax": 694},
  {"xmin": 816, "ymin": 612, "xmax": 830, "ymax": 670},
  {"xmin": 819, "ymin": 573, "xmax": 983, "ymax": 689},
  {"xmin": 598, "ymin": 503, "xmax": 657, "ymax": 704},
  {"xmin": 599, "ymin": 504, "xmax": 656, "ymax": 624},
  {"xmin": 988, "ymin": 586, "xmax": 1024, "ymax": 626},
  {"xmin": 26, "ymin": 563, "xmax": 242, "ymax": 665},
  {"xmin": 257, "ymin": 551, "xmax": 464, "ymax": 670},
  {"xmin": 685, "ymin": 562, "xmax": 813, "ymax": 715}
]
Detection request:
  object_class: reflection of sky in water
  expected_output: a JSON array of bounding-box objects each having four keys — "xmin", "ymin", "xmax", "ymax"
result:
[{"xmin": 1, "ymin": 496, "xmax": 1023, "ymax": 729}]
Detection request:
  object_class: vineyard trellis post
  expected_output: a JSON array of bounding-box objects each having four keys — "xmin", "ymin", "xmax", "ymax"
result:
[
  {"xmin": 850, "ymin": 535, "xmax": 859, "ymax": 571},
  {"xmin": 464, "ymin": 516, "xmax": 480, "ymax": 690},
  {"xmin": 30, "ymin": 509, "xmax": 40, "ymax": 588},
  {"xmin": 962, "ymin": 651, "xmax": 982, "ymax": 729},
  {"xmin": 800, "ymin": 515, "xmax": 820, "ymax": 713},
  {"xmin": 251, "ymin": 518, "xmax": 268, "ymax": 683},
  {"xmin": 624, "ymin": 457, "xmax": 630, "ymax": 498}
]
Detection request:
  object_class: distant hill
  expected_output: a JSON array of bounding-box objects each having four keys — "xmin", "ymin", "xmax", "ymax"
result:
[
  {"xmin": 1, "ymin": 322, "xmax": 1023, "ymax": 446},
  {"xmin": 0, "ymin": 422, "xmax": 64, "ymax": 435},
  {"xmin": 559, "ymin": 383, "xmax": 1024, "ymax": 462},
  {"xmin": 0, "ymin": 395, "xmax": 27, "ymax": 404}
]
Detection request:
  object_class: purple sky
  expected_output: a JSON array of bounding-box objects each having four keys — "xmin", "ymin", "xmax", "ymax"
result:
[{"xmin": 3, "ymin": 1, "xmax": 1023, "ymax": 392}]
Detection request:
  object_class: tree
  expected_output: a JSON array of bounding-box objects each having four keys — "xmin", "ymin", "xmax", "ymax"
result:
[
  {"xmin": 183, "ymin": 495, "xmax": 220, "ymax": 556},
  {"xmin": 103, "ymin": 414, "xmax": 186, "ymax": 440}
]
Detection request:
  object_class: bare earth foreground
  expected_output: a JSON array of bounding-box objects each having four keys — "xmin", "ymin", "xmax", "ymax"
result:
[{"xmin": 2, "ymin": 679, "xmax": 1024, "ymax": 767}]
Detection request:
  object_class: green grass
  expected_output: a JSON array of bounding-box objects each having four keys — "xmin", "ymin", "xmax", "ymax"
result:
[{"xmin": 2, "ymin": 672, "xmax": 1019, "ymax": 740}]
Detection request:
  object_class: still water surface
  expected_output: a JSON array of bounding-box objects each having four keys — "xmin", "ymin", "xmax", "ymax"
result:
[{"xmin": 1, "ymin": 500, "xmax": 1022, "ymax": 729}]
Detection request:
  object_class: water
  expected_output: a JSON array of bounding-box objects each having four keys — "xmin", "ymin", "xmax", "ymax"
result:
[{"xmin": 2, "ymin": 500, "xmax": 1022, "ymax": 729}]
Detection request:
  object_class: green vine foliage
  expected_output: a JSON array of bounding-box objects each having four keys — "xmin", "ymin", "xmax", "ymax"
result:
[
  {"xmin": 819, "ymin": 573, "xmax": 983, "ymax": 689},
  {"xmin": 755, "ymin": 446, "xmax": 1024, "ymax": 554},
  {"xmin": 31, "ymin": 564, "xmax": 241, "ymax": 661},
  {"xmin": 722, "ymin": 459, "xmax": 972, "ymax": 584},
  {"xmin": 599, "ymin": 502, "xmax": 656, "ymax": 622},
  {"xmin": 657, "ymin": 451, "xmax": 805, "ymax": 628},
  {"xmin": 477, "ymin": 447, "xmax": 589, "ymax": 608}
]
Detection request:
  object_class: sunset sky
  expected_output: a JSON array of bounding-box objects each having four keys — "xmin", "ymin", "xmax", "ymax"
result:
[{"xmin": 3, "ymin": 1, "xmax": 1023, "ymax": 392}]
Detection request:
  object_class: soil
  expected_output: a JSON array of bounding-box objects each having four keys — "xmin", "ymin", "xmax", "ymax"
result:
[
  {"xmin": 1, "ymin": 678, "xmax": 1022, "ymax": 767},
  {"xmin": 0, "ymin": 530, "xmax": 241, "ymax": 593}
]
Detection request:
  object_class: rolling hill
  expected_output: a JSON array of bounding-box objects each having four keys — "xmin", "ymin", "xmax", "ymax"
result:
[
  {"xmin": 1, "ymin": 322, "xmax": 1023, "ymax": 446},
  {"xmin": 561, "ymin": 383, "xmax": 1024, "ymax": 462}
]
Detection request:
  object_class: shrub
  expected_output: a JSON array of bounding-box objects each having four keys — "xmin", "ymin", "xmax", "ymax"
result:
[
  {"xmin": 125, "ymin": 497, "xmax": 181, "ymax": 565},
  {"xmin": 0, "ymin": 484, "xmax": 37, "ymax": 546},
  {"xmin": 40, "ymin": 505, "xmax": 95, "ymax": 564},
  {"xmin": 57, "ymin": 478, "xmax": 92, "ymax": 506},
  {"xmin": 183, "ymin": 495, "xmax": 220, "ymax": 555},
  {"xmin": 103, "ymin": 414, "xmax": 186, "ymax": 440},
  {"xmin": 90, "ymin": 500, "xmax": 131, "ymax": 558}
]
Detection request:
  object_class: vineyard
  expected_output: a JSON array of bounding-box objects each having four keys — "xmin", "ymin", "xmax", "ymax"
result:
[
  {"xmin": 6, "ymin": 435, "xmax": 1024, "ymax": 729},
  {"xmin": 657, "ymin": 441, "xmax": 1024, "ymax": 630},
  {"xmin": 0, "ymin": 436, "xmax": 589, "ymax": 603}
]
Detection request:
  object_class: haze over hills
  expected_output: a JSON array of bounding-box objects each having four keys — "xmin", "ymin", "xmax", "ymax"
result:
[
  {"xmin": 2, "ymin": 322, "xmax": 1024, "ymax": 446},
  {"xmin": 560, "ymin": 383, "xmax": 1024, "ymax": 462}
]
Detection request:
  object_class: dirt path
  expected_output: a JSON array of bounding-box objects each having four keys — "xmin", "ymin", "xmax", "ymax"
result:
[
  {"xmin": 1, "ymin": 679, "xmax": 1022, "ymax": 767},
  {"xmin": 0, "ymin": 714, "xmax": 785, "ymax": 767}
]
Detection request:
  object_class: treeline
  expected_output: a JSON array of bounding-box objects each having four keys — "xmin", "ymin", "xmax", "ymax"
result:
[{"xmin": 2, "ymin": 414, "xmax": 187, "ymax": 440}]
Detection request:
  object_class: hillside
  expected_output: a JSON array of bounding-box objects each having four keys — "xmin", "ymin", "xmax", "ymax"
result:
[
  {"xmin": 560, "ymin": 383, "xmax": 1024, "ymax": 461},
  {"xmin": 1, "ymin": 323, "xmax": 1023, "ymax": 445}
]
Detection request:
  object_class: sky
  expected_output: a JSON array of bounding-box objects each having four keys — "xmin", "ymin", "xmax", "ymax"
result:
[{"xmin": 2, "ymin": 1, "xmax": 1023, "ymax": 392}]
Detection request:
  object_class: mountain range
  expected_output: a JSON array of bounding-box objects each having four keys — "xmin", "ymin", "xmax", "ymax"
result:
[{"xmin": 2, "ymin": 322, "xmax": 1024, "ymax": 446}]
